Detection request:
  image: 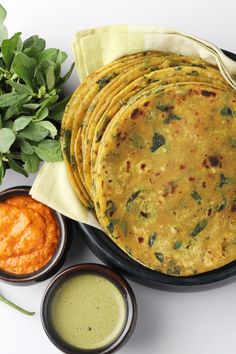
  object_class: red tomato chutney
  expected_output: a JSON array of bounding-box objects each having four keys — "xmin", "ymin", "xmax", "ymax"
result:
[{"xmin": 0, "ymin": 195, "xmax": 59, "ymax": 274}]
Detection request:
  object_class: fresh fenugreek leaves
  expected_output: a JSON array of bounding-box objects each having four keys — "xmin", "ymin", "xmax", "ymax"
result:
[{"xmin": 0, "ymin": 5, "xmax": 74, "ymax": 184}]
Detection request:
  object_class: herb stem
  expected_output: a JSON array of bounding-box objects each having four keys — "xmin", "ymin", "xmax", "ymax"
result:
[{"xmin": 0, "ymin": 294, "xmax": 35, "ymax": 316}]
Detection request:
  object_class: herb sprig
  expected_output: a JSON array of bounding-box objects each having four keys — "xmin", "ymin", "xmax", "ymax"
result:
[
  {"xmin": 0, "ymin": 292, "xmax": 35, "ymax": 316},
  {"xmin": 0, "ymin": 5, "xmax": 74, "ymax": 184}
]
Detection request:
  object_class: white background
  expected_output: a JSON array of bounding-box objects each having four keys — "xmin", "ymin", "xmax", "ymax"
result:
[{"xmin": 1, "ymin": 1, "xmax": 236, "ymax": 353}]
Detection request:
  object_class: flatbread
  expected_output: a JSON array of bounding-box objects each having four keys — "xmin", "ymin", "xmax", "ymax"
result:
[
  {"xmin": 82, "ymin": 56, "xmax": 218, "ymax": 195},
  {"xmin": 94, "ymin": 83, "xmax": 236, "ymax": 276},
  {"xmin": 88, "ymin": 65, "xmax": 232, "ymax": 196},
  {"xmin": 71, "ymin": 52, "xmax": 168, "ymax": 204}
]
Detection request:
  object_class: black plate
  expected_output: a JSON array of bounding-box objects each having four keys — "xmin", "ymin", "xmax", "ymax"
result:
[{"xmin": 77, "ymin": 50, "xmax": 236, "ymax": 290}]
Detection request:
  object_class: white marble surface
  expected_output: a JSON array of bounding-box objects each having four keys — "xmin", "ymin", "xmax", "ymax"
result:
[{"xmin": 1, "ymin": 0, "xmax": 236, "ymax": 353}]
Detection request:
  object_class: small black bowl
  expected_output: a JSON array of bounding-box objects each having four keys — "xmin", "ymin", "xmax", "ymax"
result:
[
  {"xmin": 41, "ymin": 263, "xmax": 137, "ymax": 354},
  {"xmin": 0, "ymin": 186, "xmax": 68, "ymax": 285}
]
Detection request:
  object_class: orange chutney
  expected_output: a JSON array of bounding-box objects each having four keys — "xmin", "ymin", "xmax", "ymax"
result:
[{"xmin": 0, "ymin": 195, "xmax": 59, "ymax": 274}]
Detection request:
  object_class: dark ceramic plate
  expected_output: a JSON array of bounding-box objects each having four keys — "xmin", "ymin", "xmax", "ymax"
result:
[{"xmin": 77, "ymin": 50, "xmax": 236, "ymax": 290}]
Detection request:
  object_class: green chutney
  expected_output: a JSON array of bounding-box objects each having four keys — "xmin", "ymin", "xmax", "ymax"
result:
[{"xmin": 50, "ymin": 273, "xmax": 127, "ymax": 350}]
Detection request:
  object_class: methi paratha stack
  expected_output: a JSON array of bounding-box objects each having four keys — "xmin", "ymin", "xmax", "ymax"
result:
[{"xmin": 61, "ymin": 52, "xmax": 236, "ymax": 276}]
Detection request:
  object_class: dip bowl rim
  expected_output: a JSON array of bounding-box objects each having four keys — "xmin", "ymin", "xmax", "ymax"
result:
[
  {"xmin": 0, "ymin": 185, "xmax": 67, "ymax": 285},
  {"xmin": 41, "ymin": 263, "xmax": 137, "ymax": 354}
]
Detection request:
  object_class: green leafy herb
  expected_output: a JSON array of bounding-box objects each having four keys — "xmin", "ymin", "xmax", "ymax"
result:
[
  {"xmin": 219, "ymin": 173, "xmax": 230, "ymax": 188},
  {"xmin": 7, "ymin": 156, "xmax": 28, "ymax": 177},
  {"xmin": 0, "ymin": 128, "xmax": 15, "ymax": 153},
  {"xmin": 126, "ymin": 190, "xmax": 141, "ymax": 211},
  {"xmin": 96, "ymin": 73, "xmax": 117, "ymax": 90},
  {"xmin": 16, "ymin": 136, "xmax": 34, "ymax": 155},
  {"xmin": 174, "ymin": 240, "xmax": 182, "ymax": 249},
  {"xmin": 120, "ymin": 220, "xmax": 128, "ymax": 236},
  {"xmin": 107, "ymin": 222, "xmax": 114, "ymax": 234},
  {"xmin": 13, "ymin": 116, "xmax": 32, "ymax": 132},
  {"xmin": 156, "ymin": 104, "xmax": 169, "ymax": 112},
  {"xmin": 106, "ymin": 219, "xmax": 118, "ymax": 235},
  {"xmin": 105, "ymin": 200, "xmax": 116, "ymax": 219},
  {"xmin": 148, "ymin": 233, "xmax": 157, "ymax": 247},
  {"xmin": 190, "ymin": 219, "xmax": 208, "ymax": 237},
  {"xmin": 35, "ymin": 140, "xmax": 62, "ymax": 162},
  {"xmin": 221, "ymin": 107, "xmax": 233, "ymax": 117},
  {"xmin": 19, "ymin": 122, "xmax": 48, "ymax": 141},
  {"xmin": 167, "ymin": 260, "xmax": 181, "ymax": 275},
  {"xmin": 190, "ymin": 70, "xmax": 199, "ymax": 76},
  {"xmin": 150, "ymin": 132, "xmax": 165, "ymax": 152},
  {"xmin": 191, "ymin": 191, "xmax": 202, "ymax": 205},
  {"xmin": 21, "ymin": 152, "xmax": 40, "ymax": 173},
  {"xmin": 0, "ymin": 293, "xmax": 35, "ymax": 316},
  {"xmin": 63, "ymin": 129, "xmax": 71, "ymax": 162},
  {"xmin": 0, "ymin": 5, "xmax": 73, "ymax": 184},
  {"xmin": 155, "ymin": 252, "xmax": 164, "ymax": 263},
  {"xmin": 163, "ymin": 113, "xmax": 182, "ymax": 124}
]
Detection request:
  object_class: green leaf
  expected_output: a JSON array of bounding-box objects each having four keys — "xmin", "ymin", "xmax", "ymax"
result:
[
  {"xmin": 34, "ymin": 106, "xmax": 49, "ymax": 121},
  {"xmin": 49, "ymin": 95, "xmax": 70, "ymax": 121},
  {"xmin": 219, "ymin": 173, "xmax": 230, "ymax": 188},
  {"xmin": 63, "ymin": 129, "xmax": 71, "ymax": 162},
  {"xmin": 0, "ymin": 92, "xmax": 28, "ymax": 107},
  {"xmin": 8, "ymin": 152, "xmax": 22, "ymax": 160},
  {"xmin": 0, "ymin": 24, "xmax": 7, "ymax": 45},
  {"xmin": 12, "ymin": 52, "xmax": 37, "ymax": 88},
  {"xmin": 4, "ymin": 119, "xmax": 13, "ymax": 129},
  {"xmin": 174, "ymin": 240, "xmax": 182, "ymax": 249},
  {"xmin": 13, "ymin": 116, "xmax": 32, "ymax": 132},
  {"xmin": 35, "ymin": 48, "xmax": 66, "ymax": 63},
  {"xmin": 16, "ymin": 136, "xmax": 34, "ymax": 155},
  {"xmin": 0, "ymin": 128, "xmax": 15, "ymax": 153},
  {"xmin": 36, "ymin": 121, "xmax": 57, "ymax": 138},
  {"xmin": 23, "ymin": 35, "xmax": 46, "ymax": 57},
  {"xmin": 221, "ymin": 107, "xmax": 233, "ymax": 117},
  {"xmin": 35, "ymin": 139, "xmax": 62, "ymax": 162},
  {"xmin": 190, "ymin": 219, "xmax": 208, "ymax": 237},
  {"xmin": 55, "ymin": 50, "xmax": 67, "ymax": 65},
  {"xmin": 163, "ymin": 113, "xmax": 182, "ymax": 125},
  {"xmin": 0, "ymin": 161, "xmax": 6, "ymax": 185},
  {"xmin": 15, "ymin": 95, "xmax": 32, "ymax": 114},
  {"xmin": 126, "ymin": 190, "xmax": 141, "ymax": 211},
  {"xmin": 35, "ymin": 95, "xmax": 58, "ymax": 119},
  {"xmin": 35, "ymin": 66, "xmax": 46, "ymax": 86},
  {"xmin": 0, "ymin": 5, "xmax": 7, "ymax": 24},
  {"xmin": 4, "ymin": 96, "xmax": 32, "ymax": 120},
  {"xmin": 6, "ymin": 79, "xmax": 33, "ymax": 95},
  {"xmin": 59, "ymin": 62, "xmax": 75, "ymax": 85},
  {"xmin": 39, "ymin": 59, "xmax": 57, "ymax": 91},
  {"xmin": 7, "ymin": 156, "xmax": 28, "ymax": 177},
  {"xmin": 155, "ymin": 252, "xmax": 164, "ymax": 263},
  {"xmin": 2, "ymin": 32, "xmax": 21, "ymax": 69},
  {"xmin": 23, "ymin": 103, "xmax": 40, "ymax": 110},
  {"xmin": 46, "ymin": 63, "xmax": 56, "ymax": 91},
  {"xmin": 157, "ymin": 104, "xmax": 170, "ymax": 112},
  {"xmin": 191, "ymin": 191, "xmax": 202, "ymax": 205},
  {"xmin": 21, "ymin": 152, "xmax": 40, "ymax": 173},
  {"xmin": 150, "ymin": 132, "xmax": 165, "ymax": 152},
  {"xmin": 19, "ymin": 122, "xmax": 48, "ymax": 141},
  {"xmin": 148, "ymin": 233, "xmax": 157, "ymax": 247}
]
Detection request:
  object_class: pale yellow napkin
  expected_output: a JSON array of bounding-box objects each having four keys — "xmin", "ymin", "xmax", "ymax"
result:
[{"xmin": 30, "ymin": 25, "xmax": 236, "ymax": 228}]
